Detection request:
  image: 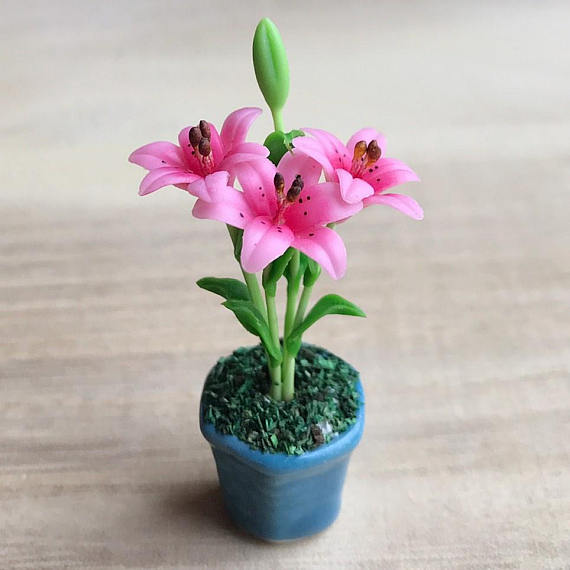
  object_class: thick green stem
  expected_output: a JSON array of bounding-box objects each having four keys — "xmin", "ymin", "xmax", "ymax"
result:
[
  {"xmin": 293, "ymin": 284, "xmax": 313, "ymax": 328},
  {"xmin": 281, "ymin": 251, "xmax": 300, "ymax": 401},
  {"xmin": 271, "ymin": 108, "xmax": 285, "ymax": 132},
  {"xmin": 265, "ymin": 290, "xmax": 282, "ymax": 400}
]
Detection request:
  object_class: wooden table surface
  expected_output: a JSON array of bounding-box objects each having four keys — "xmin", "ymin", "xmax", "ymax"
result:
[{"xmin": 1, "ymin": 1, "xmax": 569, "ymax": 568}]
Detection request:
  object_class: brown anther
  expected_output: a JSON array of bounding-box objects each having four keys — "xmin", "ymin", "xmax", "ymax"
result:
[
  {"xmin": 353, "ymin": 140, "xmax": 367, "ymax": 162},
  {"xmin": 189, "ymin": 126, "xmax": 202, "ymax": 148},
  {"xmin": 366, "ymin": 139, "xmax": 381, "ymax": 162},
  {"xmin": 274, "ymin": 172, "xmax": 285, "ymax": 197},
  {"xmin": 286, "ymin": 174, "xmax": 304, "ymax": 202},
  {"xmin": 199, "ymin": 120, "xmax": 211, "ymax": 140},
  {"xmin": 198, "ymin": 137, "xmax": 211, "ymax": 157}
]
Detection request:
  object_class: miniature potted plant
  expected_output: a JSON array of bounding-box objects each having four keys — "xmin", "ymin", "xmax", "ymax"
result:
[{"xmin": 129, "ymin": 18, "xmax": 421, "ymax": 541}]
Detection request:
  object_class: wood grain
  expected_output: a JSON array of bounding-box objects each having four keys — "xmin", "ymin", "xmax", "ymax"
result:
[{"xmin": 1, "ymin": 1, "xmax": 569, "ymax": 568}]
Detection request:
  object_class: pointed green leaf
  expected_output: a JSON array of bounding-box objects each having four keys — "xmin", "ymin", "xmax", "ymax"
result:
[
  {"xmin": 262, "ymin": 247, "xmax": 294, "ymax": 296},
  {"xmin": 301, "ymin": 254, "xmax": 321, "ymax": 286},
  {"xmin": 223, "ymin": 299, "xmax": 282, "ymax": 364},
  {"xmin": 263, "ymin": 129, "xmax": 305, "ymax": 165},
  {"xmin": 197, "ymin": 277, "xmax": 250, "ymax": 301},
  {"xmin": 286, "ymin": 294, "xmax": 366, "ymax": 353}
]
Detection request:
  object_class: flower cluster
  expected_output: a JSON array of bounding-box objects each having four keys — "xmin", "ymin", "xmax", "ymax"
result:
[
  {"xmin": 129, "ymin": 18, "xmax": 422, "ymax": 403},
  {"xmin": 129, "ymin": 108, "xmax": 421, "ymax": 280}
]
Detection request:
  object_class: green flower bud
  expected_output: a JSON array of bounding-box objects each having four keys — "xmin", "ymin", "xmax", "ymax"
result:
[{"xmin": 253, "ymin": 18, "xmax": 290, "ymax": 130}]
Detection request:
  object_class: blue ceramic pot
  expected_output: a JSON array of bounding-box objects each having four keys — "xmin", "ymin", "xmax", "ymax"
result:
[{"xmin": 200, "ymin": 379, "xmax": 364, "ymax": 542}]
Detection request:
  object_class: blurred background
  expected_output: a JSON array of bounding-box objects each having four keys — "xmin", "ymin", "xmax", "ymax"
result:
[{"xmin": 1, "ymin": 1, "xmax": 569, "ymax": 568}]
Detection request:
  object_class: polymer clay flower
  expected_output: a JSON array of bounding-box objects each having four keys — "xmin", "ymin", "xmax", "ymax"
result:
[
  {"xmin": 192, "ymin": 155, "xmax": 361, "ymax": 279},
  {"xmin": 292, "ymin": 128, "xmax": 423, "ymax": 219},
  {"xmin": 129, "ymin": 107, "xmax": 269, "ymax": 196}
]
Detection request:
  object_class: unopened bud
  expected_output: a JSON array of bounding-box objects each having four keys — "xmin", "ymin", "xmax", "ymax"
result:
[{"xmin": 253, "ymin": 18, "xmax": 290, "ymax": 117}]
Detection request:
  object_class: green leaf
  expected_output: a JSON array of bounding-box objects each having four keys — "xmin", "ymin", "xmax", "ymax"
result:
[
  {"xmin": 262, "ymin": 248, "xmax": 294, "ymax": 295},
  {"xmin": 223, "ymin": 299, "xmax": 282, "ymax": 365},
  {"xmin": 286, "ymin": 294, "xmax": 366, "ymax": 353},
  {"xmin": 253, "ymin": 18, "xmax": 290, "ymax": 116},
  {"xmin": 196, "ymin": 277, "xmax": 250, "ymax": 301},
  {"xmin": 301, "ymin": 254, "xmax": 321, "ymax": 286},
  {"xmin": 263, "ymin": 129, "xmax": 305, "ymax": 165}
]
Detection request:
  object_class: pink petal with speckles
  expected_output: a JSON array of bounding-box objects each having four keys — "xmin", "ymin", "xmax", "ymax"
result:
[
  {"xmin": 233, "ymin": 158, "xmax": 278, "ymax": 218},
  {"xmin": 129, "ymin": 142, "xmax": 185, "ymax": 170},
  {"xmin": 241, "ymin": 216, "xmax": 294, "ymax": 273},
  {"xmin": 284, "ymin": 182, "xmax": 362, "ymax": 231},
  {"xmin": 192, "ymin": 185, "xmax": 254, "ymax": 228},
  {"xmin": 293, "ymin": 226, "xmax": 347, "ymax": 280},
  {"xmin": 361, "ymin": 158, "xmax": 420, "ymax": 194}
]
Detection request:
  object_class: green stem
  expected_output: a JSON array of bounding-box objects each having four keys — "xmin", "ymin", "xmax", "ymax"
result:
[
  {"xmin": 281, "ymin": 251, "xmax": 300, "ymax": 401},
  {"xmin": 265, "ymin": 290, "xmax": 282, "ymax": 400},
  {"xmin": 271, "ymin": 108, "xmax": 285, "ymax": 132},
  {"xmin": 226, "ymin": 225, "xmax": 266, "ymax": 320},
  {"xmin": 242, "ymin": 270, "xmax": 267, "ymax": 320},
  {"xmin": 293, "ymin": 284, "xmax": 313, "ymax": 328}
]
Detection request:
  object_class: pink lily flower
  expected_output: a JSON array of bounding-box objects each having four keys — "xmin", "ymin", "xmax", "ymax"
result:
[
  {"xmin": 191, "ymin": 154, "xmax": 361, "ymax": 279},
  {"xmin": 292, "ymin": 128, "xmax": 423, "ymax": 220},
  {"xmin": 129, "ymin": 107, "xmax": 269, "ymax": 196}
]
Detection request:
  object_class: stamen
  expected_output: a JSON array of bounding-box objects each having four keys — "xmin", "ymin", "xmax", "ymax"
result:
[
  {"xmin": 352, "ymin": 140, "xmax": 367, "ymax": 162},
  {"xmin": 198, "ymin": 137, "xmax": 211, "ymax": 157},
  {"xmin": 365, "ymin": 139, "xmax": 381, "ymax": 167},
  {"xmin": 286, "ymin": 174, "xmax": 303, "ymax": 202},
  {"xmin": 199, "ymin": 120, "xmax": 211, "ymax": 140},
  {"xmin": 189, "ymin": 127, "xmax": 202, "ymax": 148},
  {"xmin": 274, "ymin": 172, "xmax": 285, "ymax": 198}
]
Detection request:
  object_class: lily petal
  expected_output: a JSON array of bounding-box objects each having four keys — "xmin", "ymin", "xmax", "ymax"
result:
[
  {"xmin": 218, "ymin": 142, "xmax": 269, "ymax": 172},
  {"xmin": 220, "ymin": 107, "xmax": 262, "ymax": 153},
  {"xmin": 192, "ymin": 186, "xmax": 254, "ymax": 227},
  {"xmin": 336, "ymin": 168, "xmax": 374, "ymax": 204},
  {"xmin": 363, "ymin": 192, "xmax": 424, "ymax": 220},
  {"xmin": 187, "ymin": 171, "xmax": 230, "ymax": 201},
  {"xmin": 241, "ymin": 216, "xmax": 294, "ymax": 273},
  {"xmin": 361, "ymin": 158, "xmax": 420, "ymax": 194},
  {"xmin": 284, "ymin": 181, "xmax": 362, "ymax": 231},
  {"xmin": 302, "ymin": 128, "xmax": 348, "ymax": 174},
  {"xmin": 129, "ymin": 141, "xmax": 185, "ymax": 170},
  {"xmin": 277, "ymin": 150, "xmax": 323, "ymax": 189},
  {"xmin": 139, "ymin": 167, "xmax": 200, "ymax": 196},
  {"xmin": 289, "ymin": 135, "xmax": 337, "ymax": 181},
  {"xmin": 234, "ymin": 158, "xmax": 278, "ymax": 218},
  {"xmin": 293, "ymin": 226, "xmax": 347, "ymax": 280}
]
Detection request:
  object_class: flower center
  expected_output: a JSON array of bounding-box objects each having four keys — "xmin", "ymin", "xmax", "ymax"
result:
[
  {"xmin": 274, "ymin": 172, "xmax": 304, "ymax": 225},
  {"xmin": 351, "ymin": 139, "xmax": 381, "ymax": 177},
  {"xmin": 189, "ymin": 120, "xmax": 215, "ymax": 175}
]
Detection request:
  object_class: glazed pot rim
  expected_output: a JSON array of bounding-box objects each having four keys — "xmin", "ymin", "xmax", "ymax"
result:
[{"xmin": 200, "ymin": 379, "xmax": 365, "ymax": 475}]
